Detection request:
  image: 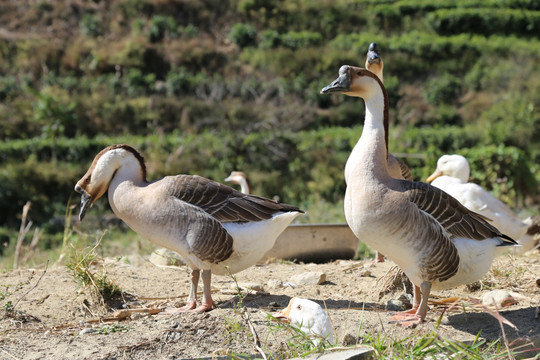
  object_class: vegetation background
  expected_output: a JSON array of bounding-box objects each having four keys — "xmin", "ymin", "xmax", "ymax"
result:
[{"xmin": 0, "ymin": 0, "xmax": 539, "ymax": 267}]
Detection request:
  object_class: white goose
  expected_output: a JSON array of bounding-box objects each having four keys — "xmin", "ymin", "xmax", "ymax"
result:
[
  {"xmin": 365, "ymin": 42, "xmax": 413, "ymax": 263},
  {"xmin": 74, "ymin": 144, "xmax": 303, "ymax": 312},
  {"xmin": 274, "ymin": 297, "xmax": 334, "ymax": 345},
  {"xmin": 224, "ymin": 171, "xmax": 251, "ymax": 194},
  {"xmin": 321, "ymin": 66, "xmax": 517, "ymax": 325},
  {"xmin": 427, "ymin": 154, "xmax": 538, "ymax": 254}
]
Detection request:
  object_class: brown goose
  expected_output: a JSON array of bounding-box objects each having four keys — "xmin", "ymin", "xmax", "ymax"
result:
[
  {"xmin": 321, "ymin": 66, "xmax": 517, "ymax": 325},
  {"xmin": 365, "ymin": 42, "xmax": 413, "ymax": 263},
  {"xmin": 74, "ymin": 144, "xmax": 303, "ymax": 312},
  {"xmin": 365, "ymin": 42, "xmax": 412, "ymax": 183}
]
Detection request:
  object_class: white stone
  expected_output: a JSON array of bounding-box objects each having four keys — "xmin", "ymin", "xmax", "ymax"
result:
[{"xmin": 290, "ymin": 271, "xmax": 326, "ymax": 285}]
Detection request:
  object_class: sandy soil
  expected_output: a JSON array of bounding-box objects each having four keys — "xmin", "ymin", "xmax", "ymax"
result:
[{"xmin": 0, "ymin": 251, "xmax": 538, "ymax": 360}]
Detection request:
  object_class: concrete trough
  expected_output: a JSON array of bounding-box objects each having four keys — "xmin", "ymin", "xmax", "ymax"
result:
[{"xmin": 261, "ymin": 223, "xmax": 360, "ymax": 263}]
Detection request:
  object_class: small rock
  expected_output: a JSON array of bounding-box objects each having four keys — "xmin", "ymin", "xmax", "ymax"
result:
[
  {"xmin": 398, "ymin": 293, "xmax": 413, "ymax": 308},
  {"xmin": 267, "ymin": 279, "xmax": 283, "ymax": 288},
  {"xmin": 130, "ymin": 312, "xmax": 148, "ymax": 320},
  {"xmin": 290, "ymin": 272, "xmax": 327, "ymax": 285},
  {"xmin": 268, "ymin": 301, "xmax": 280, "ymax": 308},
  {"xmin": 78, "ymin": 328, "xmax": 97, "ymax": 335},
  {"xmin": 230, "ymin": 282, "xmax": 264, "ymax": 291},
  {"xmin": 342, "ymin": 333, "xmax": 357, "ymax": 346},
  {"xmin": 386, "ymin": 299, "xmax": 406, "ymax": 312},
  {"xmin": 358, "ymin": 269, "xmax": 372, "ymax": 277},
  {"xmin": 482, "ymin": 290, "xmax": 522, "ymax": 307},
  {"xmin": 149, "ymin": 248, "xmax": 185, "ymax": 266}
]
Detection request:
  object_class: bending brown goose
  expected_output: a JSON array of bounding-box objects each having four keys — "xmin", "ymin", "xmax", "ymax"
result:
[
  {"xmin": 74, "ymin": 145, "xmax": 303, "ymax": 312},
  {"xmin": 365, "ymin": 42, "xmax": 413, "ymax": 263},
  {"xmin": 321, "ymin": 66, "xmax": 517, "ymax": 325}
]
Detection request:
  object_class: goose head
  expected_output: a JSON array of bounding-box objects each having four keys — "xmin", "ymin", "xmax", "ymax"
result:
[
  {"xmin": 274, "ymin": 297, "xmax": 334, "ymax": 344},
  {"xmin": 224, "ymin": 171, "xmax": 247, "ymax": 186},
  {"xmin": 426, "ymin": 154, "xmax": 470, "ymax": 183},
  {"xmin": 320, "ymin": 65, "xmax": 384, "ymax": 99},
  {"xmin": 365, "ymin": 42, "xmax": 384, "ymax": 81},
  {"xmin": 74, "ymin": 144, "xmax": 146, "ymax": 221}
]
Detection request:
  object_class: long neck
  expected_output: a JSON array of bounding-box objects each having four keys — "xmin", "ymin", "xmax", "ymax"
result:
[
  {"xmin": 239, "ymin": 178, "xmax": 251, "ymax": 194},
  {"xmin": 348, "ymin": 82, "xmax": 390, "ymax": 180},
  {"xmin": 108, "ymin": 154, "xmax": 146, "ymax": 197}
]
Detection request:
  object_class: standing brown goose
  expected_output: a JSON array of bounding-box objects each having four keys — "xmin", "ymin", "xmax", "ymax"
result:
[
  {"xmin": 74, "ymin": 145, "xmax": 303, "ymax": 312},
  {"xmin": 365, "ymin": 42, "xmax": 413, "ymax": 263},
  {"xmin": 321, "ymin": 66, "xmax": 517, "ymax": 325}
]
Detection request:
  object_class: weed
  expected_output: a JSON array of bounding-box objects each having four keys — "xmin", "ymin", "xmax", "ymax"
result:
[{"xmin": 65, "ymin": 232, "xmax": 122, "ymax": 302}]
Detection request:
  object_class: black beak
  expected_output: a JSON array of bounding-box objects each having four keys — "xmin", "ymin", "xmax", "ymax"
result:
[
  {"xmin": 320, "ymin": 65, "xmax": 351, "ymax": 94},
  {"xmin": 366, "ymin": 42, "xmax": 381, "ymax": 65},
  {"xmin": 75, "ymin": 185, "xmax": 92, "ymax": 221}
]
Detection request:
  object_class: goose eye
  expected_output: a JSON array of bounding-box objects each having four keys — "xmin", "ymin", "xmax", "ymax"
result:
[{"xmin": 297, "ymin": 304, "xmax": 302, "ymax": 310}]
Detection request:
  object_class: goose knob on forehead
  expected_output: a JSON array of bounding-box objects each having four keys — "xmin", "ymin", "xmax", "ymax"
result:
[{"xmin": 74, "ymin": 144, "xmax": 303, "ymax": 313}]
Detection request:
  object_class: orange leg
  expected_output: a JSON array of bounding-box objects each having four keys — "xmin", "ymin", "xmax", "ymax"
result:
[
  {"xmin": 389, "ymin": 282, "xmax": 431, "ymax": 327},
  {"xmin": 163, "ymin": 269, "xmax": 214, "ymax": 314}
]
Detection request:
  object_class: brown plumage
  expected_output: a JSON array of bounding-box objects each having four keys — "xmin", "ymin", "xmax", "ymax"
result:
[{"xmin": 74, "ymin": 144, "xmax": 303, "ymax": 312}]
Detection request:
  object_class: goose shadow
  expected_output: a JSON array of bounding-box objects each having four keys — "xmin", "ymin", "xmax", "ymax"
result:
[
  {"xmin": 219, "ymin": 293, "xmax": 381, "ymax": 312},
  {"xmin": 443, "ymin": 306, "xmax": 539, "ymax": 354}
]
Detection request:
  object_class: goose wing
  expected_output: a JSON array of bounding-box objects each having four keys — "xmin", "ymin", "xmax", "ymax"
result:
[
  {"xmin": 396, "ymin": 157, "xmax": 413, "ymax": 181},
  {"xmin": 402, "ymin": 181, "xmax": 516, "ymax": 244},
  {"xmin": 166, "ymin": 175, "xmax": 302, "ymax": 223}
]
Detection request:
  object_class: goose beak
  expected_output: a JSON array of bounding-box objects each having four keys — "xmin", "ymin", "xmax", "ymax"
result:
[
  {"xmin": 321, "ymin": 65, "xmax": 351, "ymax": 94},
  {"xmin": 426, "ymin": 171, "xmax": 442, "ymax": 183},
  {"xmin": 75, "ymin": 185, "xmax": 93, "ymax": 221},
  {"xmin": 366, "ymin": 42, "xmax": 381, "ymax": 64},
  {"xmin": 224, "ymin": 175, "xmax": 232, "ymax": 182},
  {"xmin": 366, "ymin": 51, "xmax": 381, "ymax": 65},
  {"xmin": 273, "ymin": 308, "xmax": 291, "ymax": 324}
]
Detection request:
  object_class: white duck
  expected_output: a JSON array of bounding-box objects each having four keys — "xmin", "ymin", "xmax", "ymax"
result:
[
  {"xmin": 274, "ymin": 297, "xmax": 334, "ymax": 344},
  {"xmin": 224, "ymin": 171, "xmax": 251, "ymax": 194},
  {"xmin": 365, "ymin": 42, "xmax": 413, "ymax": 263},
  {"xmin": 427, "ymin": 154, "xmax": 538, "ymax": 254},
  {"xmin": 74, "ymin": 144, "xmax": 303, "ymax": 312},
  {"xmin": 321, "ymin": 66, "xmax": 517, "ymax": 325}
]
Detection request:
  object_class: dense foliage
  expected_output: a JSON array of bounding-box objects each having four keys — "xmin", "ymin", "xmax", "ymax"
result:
[{"xmin": 0, "ymin": 0, "xmax": 538, "ymax": 253}]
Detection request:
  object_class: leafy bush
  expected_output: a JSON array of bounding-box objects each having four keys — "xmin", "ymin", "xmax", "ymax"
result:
[
  {"xmin": 148, "ymin": 15, "xmax": 177, "ymax": 42},
  {"xmin": 259, "ymin": 29, "xmax": 281, "ymax": 49},
  {"xmin": 423, "ymin": 74, "xmax": 462, "ymax": 105},
  {"xmin": 80, "ymin": 14, "xmax": 102, "ymax": 37},
  {"xmin": 281, "ymin": 31, "xmax": 322, "ymax": 49},
  {"xmin": 427, "ymin": 8, "xmax": 540, "ymax": 36},
  {"xmin": 228, "ymin": 23, "xmax": 257, "ymax": 48}
]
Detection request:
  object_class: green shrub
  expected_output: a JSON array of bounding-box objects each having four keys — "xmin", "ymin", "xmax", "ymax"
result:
[
  {"xmin": 281, "ymin": 31, "xmax": 322, "ymax": 49},
  {"xmin": 427, "ymin": 8, "xmax": 540, "ymax": 36},
  {"xmin": 423, "ymin": 74, "xmax": 462, "ymax": 105},
  {"xmin": 461, "ymin": 145, "xmax": 538, "ymax": 207},
  {"xmin": 148, "ymin": 15, "xmax": 177, "ymax": 42},
  {"xmin": 259, "ymin": 29, "xmax": 281, "ymax": 49},
  {"xmin": 228, "ymin": 23, "xmax": 257, "ymax": 48},
  {"xmin": 80, "ymin": 14, "xmax": 102, "ymax": 37}
]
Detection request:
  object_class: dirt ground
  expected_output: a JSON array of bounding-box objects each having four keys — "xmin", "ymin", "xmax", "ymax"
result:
[{"xmin": 0, "ymin": 250, "xmax": 538, "ymax": 360}]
